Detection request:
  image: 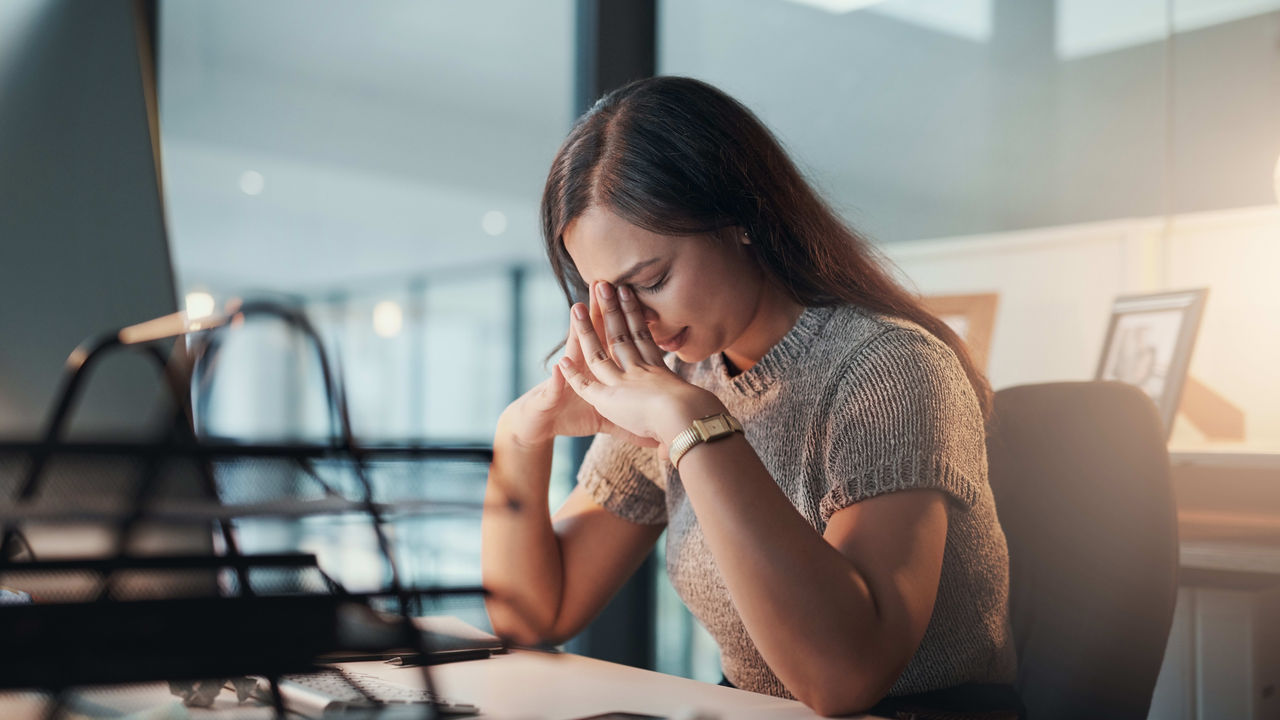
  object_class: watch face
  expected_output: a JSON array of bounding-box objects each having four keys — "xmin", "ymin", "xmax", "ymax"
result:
[{"xmin": 701, "ymin": 416, "xmax": 730, "ymax": 435}]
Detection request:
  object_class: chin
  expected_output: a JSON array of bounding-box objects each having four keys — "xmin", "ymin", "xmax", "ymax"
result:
[
  {"xmin": 674, "ymin": 345, "xmax": 713, "ymax": 364},
  {"xmin": 671, "ymin": 327, "xmax": 731, "ymax": 365}
]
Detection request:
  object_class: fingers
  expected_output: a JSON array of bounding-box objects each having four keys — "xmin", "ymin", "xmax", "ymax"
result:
[
  {"xmin": 570, "ymin": 302, "xmax": 621, "ymax": 383},
  {"xmin": 588, "ymin": 286, "xmax": 608, "ymax": 355},
  {"xmin": 544, "ymin": 362, "xmax": 566, "ymax": 402},
  {"xmin": 561, "ymin": 310, "xmax": 605, "ymax": 392},
  {"xmin": 594, "ymin": 282, "xmax": 644, "ymax": 369},
  {"xmin": 558, "ymin": 354, "xmax": 602, "ymax": 403},
  {"xmin": 616, "ymin": 284, "xmax": 665, "ymax": 365},
  {"xmin": 563, "ymin": 321, "xmax": 584, "ymax": 365}
]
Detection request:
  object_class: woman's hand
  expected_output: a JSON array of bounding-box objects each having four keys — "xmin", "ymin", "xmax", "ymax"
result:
[
  {"xmin": 499, "ymin": 318, "xmax": 657, "ymax": 452},
  {"xmin": 558, "ymin": 281, "xmax": 724, "ymax": 456}
]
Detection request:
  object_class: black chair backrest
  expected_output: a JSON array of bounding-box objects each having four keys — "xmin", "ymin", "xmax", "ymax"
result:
[{"xmin": 986, "ymin": 381, "xmax": 1179, "ymax": 720}]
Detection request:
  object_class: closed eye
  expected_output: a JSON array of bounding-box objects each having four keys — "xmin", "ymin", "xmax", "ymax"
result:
[{"xmin": 638, "ymin": 272, "xmax": 668, "ymax": 294}]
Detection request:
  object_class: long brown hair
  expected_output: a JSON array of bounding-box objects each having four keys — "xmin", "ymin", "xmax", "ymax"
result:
[{"xmin": 540, "ymin": 76, "xmax": 992, "ymax": 419}]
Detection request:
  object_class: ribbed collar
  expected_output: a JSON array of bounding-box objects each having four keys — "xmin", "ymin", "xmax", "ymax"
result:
[{"xmin": 706, "ymin": 305, "xmax": 835, "ymax": 398}]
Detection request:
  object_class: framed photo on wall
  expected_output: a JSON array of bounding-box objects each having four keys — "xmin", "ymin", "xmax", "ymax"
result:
[
  {"xmin": 920, "ymin": 293, "xmax": 999, "ymax": 373},
  {"xmin": 1095, "ymin": 288, "xmax": 1208, "ymax": 438}
]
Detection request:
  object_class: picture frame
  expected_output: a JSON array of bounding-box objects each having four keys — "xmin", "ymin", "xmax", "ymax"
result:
[
  {"xmin": 1095, "ymin": 288, "xmax": 1208, "ymax": 438},
  {"xmin": 920, "ymin": 292, "xmax": 999, "ymax": 373}
]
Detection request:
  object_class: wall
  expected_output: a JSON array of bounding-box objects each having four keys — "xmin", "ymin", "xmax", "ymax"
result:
[{"xmin": 882, "ymin": 203, "xmax": 1280, "ymax": 452}]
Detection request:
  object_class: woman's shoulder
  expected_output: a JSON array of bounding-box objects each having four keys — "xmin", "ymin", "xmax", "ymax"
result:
[
  {"xmin": 817, "ymin": 304, "xmax": 959, "ymax": 373},
  {"xmin": 808, "ymin": 305, "xmax": 977, "ymax": 416}
]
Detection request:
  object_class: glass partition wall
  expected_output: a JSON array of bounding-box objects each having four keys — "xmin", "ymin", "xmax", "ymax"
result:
[{"xmin": 158, "ymin": 0, "xmax": 577, "ymax": 626}]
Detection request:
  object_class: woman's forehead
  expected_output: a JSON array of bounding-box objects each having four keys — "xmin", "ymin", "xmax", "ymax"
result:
[{"xmin": 563, "ymin": 207, "xmax": 676, "ymax": 281}]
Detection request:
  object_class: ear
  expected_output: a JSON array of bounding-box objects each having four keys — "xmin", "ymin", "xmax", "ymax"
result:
[
  {"xmin": 721, "ymin": 225, "xmax": 750, "ymax": 245},
  {"xmin": 714, "ymin": 225, "xmax": 752, "ymax": 249}
]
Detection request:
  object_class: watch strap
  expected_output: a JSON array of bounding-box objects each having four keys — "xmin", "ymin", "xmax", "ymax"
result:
[{"xmin": 669, "ymin": 413, "xmax": 743, "ymax": 469}]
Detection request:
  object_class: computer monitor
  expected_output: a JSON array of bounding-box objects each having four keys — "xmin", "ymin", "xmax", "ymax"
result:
[
  {"xmin": 0, "ymin": 0, "xmax": 216, "ymax": 596},
  {"xmin": 0, "ymin": 0, "xmax": 177, "ymax": 440}
]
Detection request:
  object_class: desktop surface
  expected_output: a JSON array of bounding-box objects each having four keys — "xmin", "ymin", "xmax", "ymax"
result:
[
  {"xmin": 355, "ymin": 651, "xmax": 836, "ymax": 719},
  {"xmin": 0, "ymin": 651, "xmax": 889, "ymax": 719}
]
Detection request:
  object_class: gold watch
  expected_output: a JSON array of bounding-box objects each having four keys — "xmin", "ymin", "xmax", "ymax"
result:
[{"xmin": 669, "ymin": 413, "xmax": 744, "ymax": 469}]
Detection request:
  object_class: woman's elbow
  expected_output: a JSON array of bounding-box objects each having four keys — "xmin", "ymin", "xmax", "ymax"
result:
[
  {"xmin": 791, "ymin": 662, "xmax": 899, "ymax": 717},
  {"xmin": 486, "ymin": 600, "xmax": 581, "ymax": 648},
  {"xmin": 485, "ymin": 597, "xmax": 557, "ymax": 646},
  {"xmin": 489, "ymin": 617, "xmax": 567, "ymax": 648},
  {"xmin": 797, "ymin": 686, "xmax": 883, "ymax": 718}
]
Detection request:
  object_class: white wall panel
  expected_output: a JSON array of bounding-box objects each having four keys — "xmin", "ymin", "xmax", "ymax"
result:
[{"xmin": 882, "ymin": 204, "xmax": 1280, "ymax": 453}]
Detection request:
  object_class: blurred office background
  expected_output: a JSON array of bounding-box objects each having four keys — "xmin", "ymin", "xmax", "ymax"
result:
[{"xmin": 156, "ymin": 0, "xmax": 1280, "ymax": 715}]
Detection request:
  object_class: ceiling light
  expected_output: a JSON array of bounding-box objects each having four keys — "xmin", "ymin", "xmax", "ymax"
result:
[
  {"xmin": 780, "ymin": 0, "xmax": 886, "ymax": 13},
  {"xmin": 239, "ymin": 170, "xmax": 265, "ymax": 196},
  {"xmin": 482, "ymin": 210, "xmax": 508, "ymax": 237},
  {"xmin": 185, "ymin": 291, "xmax": 215, "ymax": 320},
  {"xmin": 372, "ymin": 301, "xmax": 403, "ymax": 338}
]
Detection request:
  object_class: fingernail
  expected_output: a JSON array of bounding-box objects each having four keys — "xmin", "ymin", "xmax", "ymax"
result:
[
  {"xmin": 558, "ymin": 357, "xmax": 571, "ymax": 368},
  {"xmin": 617, "ymin": 285, "xmax": 633, "ymax": 302},
  {"xmin": 573, "ymin": 304, "xmax": 587, "ymax": 320},
  {"xmin": 597, "ymin": 282, "xmax": 614, "ymax": 300}
]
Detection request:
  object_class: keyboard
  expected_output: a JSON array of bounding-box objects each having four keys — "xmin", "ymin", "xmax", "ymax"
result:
[{"xmin": 257, "ymin": 669, "xmax": 480, "ymax": 717}]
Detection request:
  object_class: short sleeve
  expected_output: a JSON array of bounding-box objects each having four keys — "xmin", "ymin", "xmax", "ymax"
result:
[
  {"xmin": 817, "ymin": 328, "xmax": 987, "ymax": 524},
  {"xmin": 577, "ymin": 433, "xmax": 668, "ymax": 525}
]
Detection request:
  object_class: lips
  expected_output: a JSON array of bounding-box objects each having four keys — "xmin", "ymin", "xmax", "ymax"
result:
[{"xmin": 653, "ymin": 326, "xmax": 689, "ymax": 353}]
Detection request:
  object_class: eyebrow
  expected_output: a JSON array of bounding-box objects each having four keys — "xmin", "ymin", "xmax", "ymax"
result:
[{"xmin": 611, "ymin": 258, "xmax": 661, "ymax": 287}]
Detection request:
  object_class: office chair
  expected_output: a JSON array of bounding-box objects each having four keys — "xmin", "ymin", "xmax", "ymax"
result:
[{"xmin": 986, "ymin": 381, "xmax": 1179, "ymax": 720}]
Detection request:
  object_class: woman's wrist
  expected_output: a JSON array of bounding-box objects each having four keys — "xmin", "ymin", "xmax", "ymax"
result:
[
  {"xmin": 497, "ymin": 404, "xmax": 554, "ymax": 452},
  {"xmin": 657, "ymin": 388, "xmax": 728, "ymax": 446}
]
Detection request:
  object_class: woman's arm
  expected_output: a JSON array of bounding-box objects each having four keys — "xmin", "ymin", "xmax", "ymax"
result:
[
  {"xmin": 676, "ymin": 433, "xmax": 947, "ymax": 716},
  {"xmin": 480, "ymin": 412, "xmax": 562, "ymax": 644},
  {"xmin": 482, "ymin": 396, "xmax": 663, "ymax": 645}
]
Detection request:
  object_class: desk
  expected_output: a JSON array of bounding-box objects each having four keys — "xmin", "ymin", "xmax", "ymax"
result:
[
  {"xmin": 1173, "ymin": 450, "xmax": 1280, "ymax": 546},
  {"xmin": 350, "ymin": 651, "xmax": 882, "ymax": 719},
  {"xmin": 1152, "ymin": 453, "xmax": 1280, "ymax": 718},
  {"xmin": 0, "ymin": 652, "xmax": 888, "ymax": 719}
]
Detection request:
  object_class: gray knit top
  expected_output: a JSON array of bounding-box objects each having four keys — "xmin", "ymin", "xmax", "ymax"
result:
[{"xmin": 578, "ymin": 305, "xmax": 1017, "ymax": 699}]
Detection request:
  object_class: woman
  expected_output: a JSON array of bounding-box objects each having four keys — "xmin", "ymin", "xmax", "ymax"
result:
[{"xmin": 481, "ymin": 77, "xmax": 1017, "ymax": 717}]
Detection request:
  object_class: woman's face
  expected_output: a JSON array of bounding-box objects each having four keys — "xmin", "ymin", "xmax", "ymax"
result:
[{"xmin": 562, "ymin": 206, "xmax": 766, "ymax": 365}]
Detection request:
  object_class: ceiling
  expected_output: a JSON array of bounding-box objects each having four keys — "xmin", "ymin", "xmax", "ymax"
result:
[
  {"xmin": 158, "ymin": 0, "xmax": 1280, "ymax": 297},
  {"xmin": 159, "ymin": 0, "xmax": 575, "ymax": 295}
]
